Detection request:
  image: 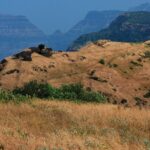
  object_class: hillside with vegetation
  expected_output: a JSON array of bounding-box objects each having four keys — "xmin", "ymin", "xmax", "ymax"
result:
[
  {"xmin": 0, "ymin": 41, "xmax": 149, "ymax": 107},
  {"xmin": 69, "ymin": 12, "xmax": 150, "ymax": 50}
]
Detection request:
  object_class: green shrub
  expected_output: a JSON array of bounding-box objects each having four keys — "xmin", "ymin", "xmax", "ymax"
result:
[
  {"xmin": 81, "ymin": 91, "xmax": 106, "ymax": 103},
  {"xmin": 144, "ymin": 51, "xmax": 150, "ymax": 58},
  {"xmin": 113, "ymin": 64, "xmax": 118, "ymax": 67},
  {"xmin": 144, "ymin": 90, "xmax": 150, "ymax": 98},
  {"xmin": 13, "ymin": 81, "xmax": 106, "ymax": 103},
  {"xmin": 0, "ymin": 89, "xmax": 28, "ymax": 103},
  {"xmin": 59, "ymin": 83, "xmax": 84, "ymax": 99},
  {"xmin": 13, "ymin": 81, "xmax": 54, "ymax": 98},
  {"xmin": 99, "ymin": 59, "xmax": 105, "ymax": 65},
  {"xmin": 130, "ymin": 61, "xmax": 143, "ymax": 67}
]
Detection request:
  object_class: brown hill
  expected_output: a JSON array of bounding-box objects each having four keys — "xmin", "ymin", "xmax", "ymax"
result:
[{"xmin": 0, "ymin": 41, "xmax": 150, "ymax": 106}]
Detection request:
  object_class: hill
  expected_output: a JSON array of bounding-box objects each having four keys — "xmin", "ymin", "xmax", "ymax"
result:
[
  {"xmin": 49, "ymin": 3, "xmax": 150, "ymax": 50},
  {"xmin": 0, "ymin": 14, "xmax": 47, "ymax": 59},
  {"xmin": 129, "ymin": 2, "xmax": 150, "ymax": 11},
  {"xmin": 0, "ymin": 40, "xmax": 150, "ymax": 107},
  {"xmin": 69, "ymin": 12, "xmax": 150, "ymax": 50},
  {"xmin": 48, "ymin": 10, "xmax": 123, "ymax": 50}
]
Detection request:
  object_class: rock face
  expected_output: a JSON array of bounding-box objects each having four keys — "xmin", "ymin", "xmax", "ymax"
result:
[
  {"xmin": 0, "ymin": 14, "xmax": 47, "ymax": 59},
  {"xmin": 69, "ymin": 11, "xmax": 150, "ymax": 50},
  {"xmin": 0, "ymin": 15, "xmax": 45, "ymax": 37},
  {"xmin": 48, "ymin": 10, "xmax": 123, "ymax": 50}
]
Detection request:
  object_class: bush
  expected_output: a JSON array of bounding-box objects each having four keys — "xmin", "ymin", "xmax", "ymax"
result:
[
  {"xmin": 13, "ymin": 81, "xmax": 106, "ymax": 103},
  {"xmin": 0, "ymin": 89, "xmax": 28, "ymax": 103},
  {"xmin": 13, "ymin": 81, "xmax": 54, "ymax": 98},
  {"xmin": 81, "ymin": 91, "xmax": 106, "ymax": 103},
  {"xmin": 113, "ymin": 64, "xmax": 118, "ymax": 67},
  {"xmin": 59, "ymin": 83, "xmax": 84, "ymax": 99},
  {"xmin": 38, "ymin": 44, "xmax": 45, "ymax": 50},
  {"xmin": 144, "ymin": 51, "xmax": 150, "ymax": 58},
  {"xmin": 144, "ymin": 90, "xmax": 150, "ymax": 98},
  {"xmin": 99, "ymin": 59, "xmax": 105, "ymax": 65},
  {"xmin": 130, "ymin": 61, "xmax": 143, "ymax": 67}
]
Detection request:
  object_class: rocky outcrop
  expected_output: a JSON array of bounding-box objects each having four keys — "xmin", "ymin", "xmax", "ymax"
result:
[
  {"xmin": 0, "ymin": 59, "xmax": 8, "ymax": 71},
  {"xmin": 13, "ymin": 46, "xmax": 53, "ymax": 61},
  {"xmin": 13, "ymin": 51, "xmax": 32, "ymax": 61}
]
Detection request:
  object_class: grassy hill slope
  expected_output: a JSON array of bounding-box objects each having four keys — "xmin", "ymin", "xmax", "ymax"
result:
[{"xmin": 0, "ymin": 41, "xmax": 150, "ymax": 106}]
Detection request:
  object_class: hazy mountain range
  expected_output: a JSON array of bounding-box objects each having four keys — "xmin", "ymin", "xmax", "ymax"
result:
[
  {"xmin": 0, "ymin": 15, "xmax": 47, "ymax": 59},
  {"xmin": 48, "ymin": 10, "xmax": 123, "ymax": 50},
  {"xmin": 129, "ymin": 2, "xmax": 150, "ymax": 11},
  {"xmin": 50, "ymin": 2, "xmax": 150, "ymax": 50},
  {"xmin": 69, "ymin": 11, "xmax": 150, "ymax": 50},
  {"xmin": 0, "ymin": 3, "xmax": 150, "ymax": 59}
]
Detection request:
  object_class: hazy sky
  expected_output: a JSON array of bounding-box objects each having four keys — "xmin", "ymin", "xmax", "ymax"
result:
[{"xmin": 0, "ymin": 0, "xmax": 149, "ymax": 34}]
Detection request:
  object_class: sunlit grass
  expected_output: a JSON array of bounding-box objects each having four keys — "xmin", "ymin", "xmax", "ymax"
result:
[{"xmin": 0, "ymin": 100, "xmax": 149, "ymax": 149}]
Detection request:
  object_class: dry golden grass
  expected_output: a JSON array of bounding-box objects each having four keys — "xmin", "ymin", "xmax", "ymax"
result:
[
  {"xmin": 0, "ymin": 41, "xmax": 150, "ymax": 105},
  {"xmin": 0, "ymin": 100, "xmax": 149, "ymax": 150}
]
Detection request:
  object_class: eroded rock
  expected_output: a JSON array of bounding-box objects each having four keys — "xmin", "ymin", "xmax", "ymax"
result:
[{"xmin": 13, "ymin": 51, "xmax": 32, "ymax": 61}]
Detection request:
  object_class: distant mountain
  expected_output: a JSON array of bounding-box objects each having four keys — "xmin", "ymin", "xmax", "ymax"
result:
[
  {"xmin": 69, "ymin": 11, "xmax": 150, "ymax": 50},
  {"xmin": 0, "ymin": 14, "xmax": 47, "ymax": 59},
  {"xmin": 48, "ymin": 10, "xmax": 123, "ymax": 50},
  {"xmin": 129, "ymin": 3, "xmax": 150, "ymax": 12}
]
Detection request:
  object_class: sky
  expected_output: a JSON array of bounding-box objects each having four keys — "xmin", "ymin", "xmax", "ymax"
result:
[{"xmin": 0, "ymin": 0, "xmax": 149, "ymax": 34}]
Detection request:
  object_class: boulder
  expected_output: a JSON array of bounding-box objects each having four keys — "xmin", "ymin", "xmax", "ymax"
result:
[
  {"xmin": 144, "ymin": 40, "xmax": 150, "ymax": 46},
  {"xmin": 13, "ymin": 51, "xmax": 32, "ymax": 61},
  {"xmin": 94, "ymin": 40, "xmax": 111, "ymax": 47},
  {"xmin": 40, "ymin": 48, "xmax": 53, "ymax": 57},
  {"xmin": 29, "ymin": 47, "xmax": 41, "ymax": 53},
  {"xmin": 0, "ymin": 59, "xmax": 8, "ymax": 71}
]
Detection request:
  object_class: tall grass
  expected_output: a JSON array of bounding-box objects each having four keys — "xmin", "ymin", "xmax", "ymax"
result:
[{"xmin": 0, "ymin": 101, "xmax": 149, "ymax": 149}]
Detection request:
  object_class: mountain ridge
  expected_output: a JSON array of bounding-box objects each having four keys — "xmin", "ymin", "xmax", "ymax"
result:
[
  {"xmin": 0, "ymin": 14, "xmax": 47, "ymax": 59},
  {"xmin": 129, "ymin": 2, "xmax": 150, "ymax": 12},
  {"xmin": 69, "ymin": 11, "xmax": 150, "ymax": 50},
  {"xmin": 48, "ymin": 10, "xmax": 123, "ymax": 50}
]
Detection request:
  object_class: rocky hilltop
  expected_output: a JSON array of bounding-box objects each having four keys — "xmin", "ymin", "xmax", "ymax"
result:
[
  {"xmin": 0, "ymin": 14, "xmax": 47, "ymax": 59},
  {"xmin": 0, "ymin": 41, "xmax": 149, "ymax": 107},
  {"xmin": 69, "ymin": 11, "xmax": 150, "ymax": 50}
]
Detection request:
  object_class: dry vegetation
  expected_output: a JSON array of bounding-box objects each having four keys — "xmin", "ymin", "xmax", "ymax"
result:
[
  {"xmin": 0, "ymin": 100, "xmax": 149, "ymax": 150},
  {"xmin": 0, "ymin": 40, "xmax": 150, "ymax": 106}
]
